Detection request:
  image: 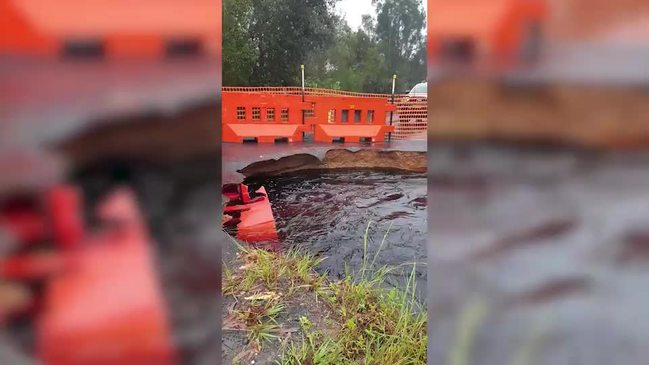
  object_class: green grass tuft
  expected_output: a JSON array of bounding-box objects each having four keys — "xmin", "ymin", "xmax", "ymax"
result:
[{"xmin": 223, "ymin": 222, "xmax": 427, "ymax": 364}]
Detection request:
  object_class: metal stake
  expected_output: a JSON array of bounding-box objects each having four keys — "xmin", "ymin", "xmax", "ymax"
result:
[{"xmin": 388, "ymin": 74, "xmax": 396, "ymax": 143}]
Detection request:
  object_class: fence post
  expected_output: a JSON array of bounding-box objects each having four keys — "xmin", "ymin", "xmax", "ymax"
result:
[
  {"xmin": 301, "ymin": 64, "xmax": 306, "ymax": 130},
  {"xmin": 301, "ymin": 64, "xmax": 305, "ymax": 102},
  {"xmin": 388, "ymin": 74, "xmax": 396, "ymax": 142}
]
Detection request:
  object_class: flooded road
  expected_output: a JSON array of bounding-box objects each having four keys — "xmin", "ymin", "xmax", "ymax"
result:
[
  {"xmin": 427, "ymin": 143, "xmax": 649, "ymax": 365},
  {"xmin": 245, "ymin": 170, "xmax": 427, "ymax": 297}
]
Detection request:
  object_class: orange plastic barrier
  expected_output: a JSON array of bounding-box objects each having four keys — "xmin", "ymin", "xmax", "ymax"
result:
[
  {"xmin": 309, "ymin": 94, "xmax": 396, "ymax": 143},
  {"xmin": 222, "ymin": 87, "xmax": 426, "ymax": 143},
  {"xmin": 222, "ymin": 92, "xmax": 311, "ymax": 143},
  {"xmin": 223, "ymin": 184, "xmax": 279, "ymax": 245}
]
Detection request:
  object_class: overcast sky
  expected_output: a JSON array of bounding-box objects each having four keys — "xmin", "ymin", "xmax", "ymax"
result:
[
  {"xmin": 335, "ymin": 0, "xmax": 427, "ymax": 31},
  {"xmin": 335, "ymin": 0, "xmax": 375, "ymax": 30}
]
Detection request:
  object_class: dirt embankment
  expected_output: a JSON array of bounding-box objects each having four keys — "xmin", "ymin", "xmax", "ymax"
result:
[
  {"xmin": 428, "ymin": 79, "xmax": 649, "ymax": 149},
  {"xmin": 237, "ymin": 149, "xmax": 427, "ymax": 178}
]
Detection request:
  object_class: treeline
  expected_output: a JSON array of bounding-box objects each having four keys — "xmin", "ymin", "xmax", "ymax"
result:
[{"xmin": 223, "ymin": 0, "xmax": 426, "ymax": 93}]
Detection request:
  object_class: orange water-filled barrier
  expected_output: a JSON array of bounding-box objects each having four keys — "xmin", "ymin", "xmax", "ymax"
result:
[
  {"xmin": 310, "ymin": 94, "xmax": 396, "ymax": 143},
  {"xmin": 222, "ymin": 87, "xmax": 426, "ymax": 143},
  {"xmin": 223, "ymin": 184, "xmax": 279, "ymax": 244},
  {"xmin": 222, "ymin": 92, "xmax": 311, "ymax": 143}
]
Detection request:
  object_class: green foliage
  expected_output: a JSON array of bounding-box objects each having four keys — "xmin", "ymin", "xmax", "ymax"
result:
[
  {"xmin": 223, "ymin": 0, "xmax": 257, "ymax": 85},
  {"xmin": 373, "ymin": 0, "xmax": 427, "ymax": 91},
  {"xmin": 223, "ymin": 0, "xmax": 426, "ymax": 93}
]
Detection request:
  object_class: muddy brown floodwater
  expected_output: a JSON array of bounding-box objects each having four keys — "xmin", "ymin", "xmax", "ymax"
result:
[
  {"xmin": 428, "ymin": 142, "xmax": 649, "ymax": 365},
  {"xmin": 223, "ymin": 146, "xmax": 428, "ymax": 300},
  {"xmin": 243, "ymin": 169, "xmax": 427, "ymax": 298}
]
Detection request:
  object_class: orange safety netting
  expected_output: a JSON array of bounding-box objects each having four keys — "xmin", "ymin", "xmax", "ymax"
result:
[
  {"xmin": 223, "ymin": 86, "xmax": 391, "ymax": 99},
  {"xmin": 393, "ymin": 96, "xmax": 427, "ymax": 140},
  {"xmin": 222, "ymin": 87, "xmax": 427, "ymax": 140}
]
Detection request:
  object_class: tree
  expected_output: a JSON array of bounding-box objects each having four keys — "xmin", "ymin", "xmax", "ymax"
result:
[
  {"xmin": 373, "ymin": 0, "xmax": 426, "ymax": 91},
  {"xmin": 248, "ymin": 0, "xmax": 338, "ymax": 86},
  {"xmin": 222, "ymin": 0, "xmax": 426, "ymax": 93},
  {"xmin": 319, "ymin": 22, "xmax": 391, "ymax": 92},
  {"xmin": 223, "ymin": 0, "xmax": 257, "ymax": 85}
]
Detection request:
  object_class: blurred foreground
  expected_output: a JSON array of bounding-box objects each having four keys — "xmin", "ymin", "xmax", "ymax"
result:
[
  {"xmin": 428, "ymin": 143, "xmax": 649, "ymax": 364},
  {"xmin": 1, "ymin": 1, "xmax": 222, "ymax": 364},
  {"xmin": 427, "ymin": 1, "xmax": 649, "ymax": 364},
  {"xmin": 427, "ymin": 0, "xmax": 649, "ymax": 147}
]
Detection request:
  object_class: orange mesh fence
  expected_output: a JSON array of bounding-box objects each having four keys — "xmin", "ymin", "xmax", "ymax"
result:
[
  {"xmin": 223, "ymin": 86, "xmax": 392, "ymax": 99},
  {"xmin": 222, "ymin": 87, "xmax": 427, "ymax": 141},
  {"xmin": 393, "ymin": 95, "xmax": 428, "ymax": 140}
]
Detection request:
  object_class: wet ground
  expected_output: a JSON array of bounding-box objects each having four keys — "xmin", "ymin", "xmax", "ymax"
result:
[
  {"xmin": 245, "ymin": 170, "xmax": 427, "ymax": 296},
  {"xmin": 427, "ymin": 142, "xmax": 649, "ymax": 365}
]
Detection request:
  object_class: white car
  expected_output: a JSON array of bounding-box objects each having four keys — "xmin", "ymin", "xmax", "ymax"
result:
[
  {"xmin": 408, "ymin": 81, "xmax": 427, "ymax": 98},
  {"xmin": 396, "ymin": 81, "xmax": 427, "ymax": 138}
]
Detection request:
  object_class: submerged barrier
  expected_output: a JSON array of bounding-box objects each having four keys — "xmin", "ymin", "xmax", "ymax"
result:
[
  {"xmin": 222, "ymin": 183, "xmax": 279, "ymax": 245},
  {"xmin": 222, "ymin": 87, "xmax": 427, "ymax": 143}
]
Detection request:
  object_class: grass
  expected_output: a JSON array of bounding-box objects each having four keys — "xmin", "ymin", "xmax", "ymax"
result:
[
  {"xmin": 223, "ymin": 242, "xmax": 327, "ymax": 349},
  {"xmin": 279, "ymin": 265, "xmax": 426, "ymax": 365},
  {"xmin": 448, "ymin": 298, "xmax": 489, "ymax": 365},
  {"xmin": 223, "ymin": 222, "xmax": 427, "ymax": 364}
]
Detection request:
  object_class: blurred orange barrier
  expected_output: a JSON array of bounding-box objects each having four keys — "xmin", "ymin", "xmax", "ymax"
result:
[
  {"xmin": 222, "ymin": 87, "xmax": 426, "ymax": 143},
  {"xmin": 0, "ymin": 0, "xmax": 219, "ymax": 58},
  {"xmin": 0, "ymin": 186, "xmax": 84, "ymax": 251},
  {"xmin": 428, "ymin": 0, "xmax": 548, "ymax": 66},
  {"xmin": 0, "ymin": 186, "xmax": 178, "ymax": 365},
  {"xmin": 39, "ymin": 188, "xmax": 177, "ymax": 365}
]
